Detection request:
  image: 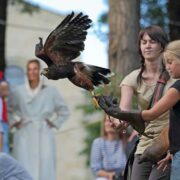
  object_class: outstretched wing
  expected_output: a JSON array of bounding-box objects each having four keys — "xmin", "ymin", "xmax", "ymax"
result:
[{"xmin": 44, "ymin": 12, "xmax": 92, "ymax": 65}]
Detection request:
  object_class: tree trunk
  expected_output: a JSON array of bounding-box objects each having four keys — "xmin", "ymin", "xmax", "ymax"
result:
[
  {"xmin": 168, "ymin": 0, "xmax": 180, "ymax": 40},
  {"xmin": 0, "ymin": 0, "xmax": 7, "ymax": 72},
  {"xmin": 108, "ymin": 0, "xmax": 140, "ymax": 76}
]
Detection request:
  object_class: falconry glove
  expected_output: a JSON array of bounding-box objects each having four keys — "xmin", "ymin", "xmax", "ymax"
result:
[{"xmin": 97, "ymin": 95, "xmax": 145, "ymax": 135}]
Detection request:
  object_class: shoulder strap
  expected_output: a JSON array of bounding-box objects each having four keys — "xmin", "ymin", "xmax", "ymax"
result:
[{"xmin": 148, "ymin": 70, "xmax": 170, "ymax": 109}]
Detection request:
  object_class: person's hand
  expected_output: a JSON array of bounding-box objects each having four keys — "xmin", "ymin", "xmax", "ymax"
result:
[
  {"xmin": 96, "ymin": 96, "xmax": 146, "ymax": 136},
  {"xmin": 11, "ymin": 120, "xmax": 22, "ymax": 129},
  {"xmin": 46, "ymin": 119, "xmax": 57, "ymax": 129},
  {"xmin": 107, "ymin": 172, "xmax": 116, "ymax": 180},
  {"xmin": 109, "ymin": 117, "xmax": 129, "ymax": 131},
  {"xmin": 96, "ymin": 95, "xmax": 120, "ymax": 118},
  {"xmin": 157, "ymin": 152, "xmax": 172, "ymax": 171}
]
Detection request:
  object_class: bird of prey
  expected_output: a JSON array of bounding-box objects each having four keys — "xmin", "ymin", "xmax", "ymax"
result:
[{"xmin": 35, "ymin": 11, "xmax": 111, "ymax": 106}]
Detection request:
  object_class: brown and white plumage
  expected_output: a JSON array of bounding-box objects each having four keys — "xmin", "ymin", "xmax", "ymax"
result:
[{"xmin": 35, "ymin": 12, "xmax": 111, "ymax": 101}]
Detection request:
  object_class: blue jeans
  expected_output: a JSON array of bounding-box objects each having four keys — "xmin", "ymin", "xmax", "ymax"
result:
[
  {"xmin": 171, "ymin": 151, "xmax": 180, "ymax": 180},
  {"xmin": 2, "ymin": 122, "xmax": 9, "ymax": 153}
]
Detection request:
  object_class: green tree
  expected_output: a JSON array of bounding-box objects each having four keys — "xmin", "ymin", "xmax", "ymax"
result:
[{"xmin": 140, "ymin": 0, "xmax": 168, "ymax": 29}]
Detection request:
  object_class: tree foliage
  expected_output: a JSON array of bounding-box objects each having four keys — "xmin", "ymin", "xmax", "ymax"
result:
[
  {"xmin": 9, "ymin": 0, "xmax": 39, "ymax": 14},
  {"xmin": 79, "ymin": 120, "xmax": 101, "ymax": 166},
  {"xmin": 140, "ymin": 0, "xmax": 168, "ymax": 30}
]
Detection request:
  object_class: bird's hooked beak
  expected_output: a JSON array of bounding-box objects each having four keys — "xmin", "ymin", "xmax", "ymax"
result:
[{"xmin": 41, "ymin": 68, "xmax": 49, "ymax": 76}]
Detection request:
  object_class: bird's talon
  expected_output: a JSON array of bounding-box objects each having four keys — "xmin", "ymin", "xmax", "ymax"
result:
[{"xmin": 92, "ymin": 97, "xmax": 99, "ymax": 108}]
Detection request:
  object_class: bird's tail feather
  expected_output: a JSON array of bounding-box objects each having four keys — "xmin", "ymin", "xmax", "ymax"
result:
[{"xmin": 79, "ymin": 63, "xmax": 111, "ymax": 86}]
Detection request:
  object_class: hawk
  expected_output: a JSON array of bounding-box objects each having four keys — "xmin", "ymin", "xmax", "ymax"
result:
[{"xmin": 35, "ymin": 12, "xmax": 111, "ymax": 106}]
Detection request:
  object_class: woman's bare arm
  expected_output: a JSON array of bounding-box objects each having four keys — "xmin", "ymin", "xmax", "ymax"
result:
[
  {"xmin": 142, "ymin": 88, "xmax": 180, "ymax": 121},
  {"xmin": 111, "ymin": 85, "xmax": 134, "ymax": 128},
  {"xmin": 120, "ymin": 85, "xmax": 134, "ymax": 110}
]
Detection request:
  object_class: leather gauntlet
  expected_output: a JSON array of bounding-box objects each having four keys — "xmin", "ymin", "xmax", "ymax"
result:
[{"xmin": 96, "ymin": 95, "xmax": 146, "ymax": 135}]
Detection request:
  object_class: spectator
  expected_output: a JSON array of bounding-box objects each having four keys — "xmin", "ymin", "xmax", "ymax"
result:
[
  {"xmin": 90, "ymin": 115, "xmax": 127, "ymax": 180},
  {"xmin": 0, "ymin": 152, "xmax": 33, "ymax": 180},
  {"xmin": 8, "ymin": 59, "xmax": 69, "ymax": 180}
]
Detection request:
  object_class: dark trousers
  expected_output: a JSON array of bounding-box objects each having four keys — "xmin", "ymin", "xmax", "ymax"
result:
[{"xmin": 131, "ymin": 155, "xmax": 171, "ymax": 180}]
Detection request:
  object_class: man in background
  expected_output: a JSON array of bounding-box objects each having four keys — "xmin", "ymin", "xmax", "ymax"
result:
[{"xmin": 9, "ymin": 59, "xmax": 69, "ymax": 180}]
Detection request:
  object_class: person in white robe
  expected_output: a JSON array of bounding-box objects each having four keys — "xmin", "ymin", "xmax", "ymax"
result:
[{"xmin": 8, "ymin": 59, "xmax": 69, "ymax": 180}]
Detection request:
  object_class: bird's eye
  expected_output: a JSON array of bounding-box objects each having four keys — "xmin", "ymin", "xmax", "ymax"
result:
[{"xmin": 44, "ymin": 68, "xmax": 49, "ymax": 72}]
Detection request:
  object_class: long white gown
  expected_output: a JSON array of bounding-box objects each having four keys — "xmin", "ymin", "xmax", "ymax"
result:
[{"xmin": 8, "ymin": 81, "xmax": 69, "ymax": 180}]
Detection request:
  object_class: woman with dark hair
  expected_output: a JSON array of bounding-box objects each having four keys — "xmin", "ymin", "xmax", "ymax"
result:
[
  {"xmin": 110, "ymin": 25, "xmax": 175, "ymax": 180},
  {"xmin": 90, "ymin": 115, "xmax": 127, "ymax": 180}
]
